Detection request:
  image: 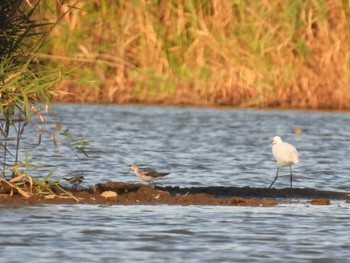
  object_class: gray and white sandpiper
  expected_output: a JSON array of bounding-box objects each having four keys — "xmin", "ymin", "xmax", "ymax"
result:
[
  {"xmin": 269, "ymin": 136, "xmax": 299, "ymax": 189},
  {"xmin": 126, "ymin": 164, "xmax": 170, "ymax": 186},
  {"xmin": 63, "ymin": 175, "xmax": 85, "ymax": 190}
]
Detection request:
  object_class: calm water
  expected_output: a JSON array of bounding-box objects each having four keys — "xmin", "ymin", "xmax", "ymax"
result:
[{"xmin": 1, "ymin": 104, "xmax": 350, "ymax": 262}]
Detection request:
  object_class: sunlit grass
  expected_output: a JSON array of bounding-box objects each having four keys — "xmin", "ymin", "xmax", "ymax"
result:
[{"xmin": 42, "ymin": 0, "xmax": 350, "ymax": 109}]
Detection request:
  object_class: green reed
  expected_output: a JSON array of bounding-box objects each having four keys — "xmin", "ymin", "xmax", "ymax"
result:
[{"xmin": 0, "ymin": 1, "xmax": 88, "ymax": 200}]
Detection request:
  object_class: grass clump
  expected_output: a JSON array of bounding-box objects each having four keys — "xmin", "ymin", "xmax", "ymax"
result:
[{"xmin": 0, "ymin": 0, "xmax": 86, "ymax": 201}]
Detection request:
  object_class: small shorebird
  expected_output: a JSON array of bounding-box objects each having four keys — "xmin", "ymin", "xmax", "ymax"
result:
[
  {"xmin": 63, "ymin": 175, "xmax": 85, "ymax": 190},
  {"xmin": 125, "ymin": 164, "xmax": 170, "ymax": 185},
  {"xmin": 269, "ymin": 136, "xmax": 299, "ymax": 189}
]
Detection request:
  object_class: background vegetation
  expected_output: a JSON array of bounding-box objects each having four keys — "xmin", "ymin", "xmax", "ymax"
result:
[{"xmin": 42, "ymin": 0, "xmax": 349, "ymax": 109}]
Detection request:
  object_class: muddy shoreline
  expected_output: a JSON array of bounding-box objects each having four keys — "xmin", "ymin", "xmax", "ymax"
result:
[{"xmin": 1, "ymin": 182, "xmax": 349, "ymax": 207}]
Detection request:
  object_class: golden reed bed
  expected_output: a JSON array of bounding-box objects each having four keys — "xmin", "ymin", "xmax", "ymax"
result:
[{"xmin": 37, "ymin": 0, "xmax": 350, "ymax": 110}]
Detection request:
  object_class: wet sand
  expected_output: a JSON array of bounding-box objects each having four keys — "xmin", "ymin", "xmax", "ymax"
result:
[{"xmin": 0, "ymin": 182, "xmax": 349, "ymax": 207}]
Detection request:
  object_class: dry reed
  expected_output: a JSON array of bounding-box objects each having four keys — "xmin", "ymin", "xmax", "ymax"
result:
[{"xmin": 40, "ymin": 0, "xmax": 350, "ymax": 109}]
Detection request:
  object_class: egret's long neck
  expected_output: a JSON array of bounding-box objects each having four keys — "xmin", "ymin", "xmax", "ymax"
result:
[{"xmin": 275, "ymin": 138, "xmax": 283, "ymax": 144}]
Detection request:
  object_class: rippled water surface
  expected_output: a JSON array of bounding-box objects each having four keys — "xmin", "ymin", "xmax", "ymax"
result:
[
  {"xmin": 1, "ymin": 204, "xmax": 350, "ymax": 263},
  {"xmin": 26, "ymin": 104, "xmax": 350, "ymax": 191},
  {"xmin": 1, "ymin": 104, "xmax": 350, "ymax": 262}
]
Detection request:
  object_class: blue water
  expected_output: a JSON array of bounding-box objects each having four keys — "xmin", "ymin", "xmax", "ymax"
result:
[
  {"xmin": 19, "ymin": 104, "xmax": 350, "ymax": 191},
  {"xmin": 1, "ymin": 104, "xmax": 350, "ymax": 262},
  {"xmin": 1, "ymin": 204, "xmax": 349, "ymax": 263}
]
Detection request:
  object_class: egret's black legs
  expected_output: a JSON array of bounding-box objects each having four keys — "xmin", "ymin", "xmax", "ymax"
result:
[
  {"xmin": 289, "ymin": 165, "xmax": 293, "ymax": 189},
  {"xmin": 269, "ymin": 168, "xmax": 279, "ymax": 188}
]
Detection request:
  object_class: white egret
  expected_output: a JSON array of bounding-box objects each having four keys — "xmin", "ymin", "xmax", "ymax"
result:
[{"xmin": 269, "ymin": 136, "xmax": 299, "ymax": 188}]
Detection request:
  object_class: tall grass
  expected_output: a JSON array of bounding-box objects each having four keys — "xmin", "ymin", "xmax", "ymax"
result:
[
  {"xmin": 0, "ymin": 0, "xmax": 59, "ymax": 181},
  {"xmin": 0, "ymin": 1, "xmax": 87, "ymax": 200},
  {"xmin": 43, "ymin": 0, "xmax": 349, "ymax": 109}
]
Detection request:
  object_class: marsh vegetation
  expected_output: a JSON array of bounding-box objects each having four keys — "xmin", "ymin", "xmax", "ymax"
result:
[{"xmin": 41, "ymin": 0, "xmax": 350, "ymax": 109}]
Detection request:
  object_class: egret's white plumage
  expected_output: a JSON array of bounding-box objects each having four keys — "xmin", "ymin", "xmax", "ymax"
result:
[{"xmin": 269, "ymin": 136, "xmax": 299, "ymax": 188}]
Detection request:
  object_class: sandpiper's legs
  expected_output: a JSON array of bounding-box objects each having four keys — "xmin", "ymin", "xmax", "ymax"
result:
[{"xmin": 269, "ymin": 168, "xmax": 279, "ymax": 188}]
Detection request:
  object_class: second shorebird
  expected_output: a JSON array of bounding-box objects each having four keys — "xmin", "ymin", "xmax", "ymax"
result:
[
  {"xmin": 63, "ymin": 175, "xmax": 85, "ymax": 190},
  {"xmin": 126, "ymin": 164, "xmax": 170, "ymax": 185}
]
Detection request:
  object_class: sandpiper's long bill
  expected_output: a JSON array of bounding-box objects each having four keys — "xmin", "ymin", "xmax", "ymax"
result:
[
  {"xmin": 126, "ymin": 164, "xmax": 170, "ymax": 184},
  {"xmin": 63, "ymin": 175, "xmax": 85, "ymax": 190}
]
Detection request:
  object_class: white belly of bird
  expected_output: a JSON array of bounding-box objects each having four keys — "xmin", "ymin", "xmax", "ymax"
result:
[
  {"xmin": 137, "ymin": 173, "xmax": 159, "ymax": 182},
  {"xmin": 273, "ymin": 142, "xmax": 299, "ymax": 167}
]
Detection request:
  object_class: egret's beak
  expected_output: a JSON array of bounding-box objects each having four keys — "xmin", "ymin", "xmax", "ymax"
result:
[{"xmin": 268, "ymin": 138, "xmax": 274, "ymax": 145}]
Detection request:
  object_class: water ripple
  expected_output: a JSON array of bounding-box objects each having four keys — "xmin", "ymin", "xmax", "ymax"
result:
[{"xmin": 1, "ymin": 105, "xmax": 350, "ymax": 262}]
